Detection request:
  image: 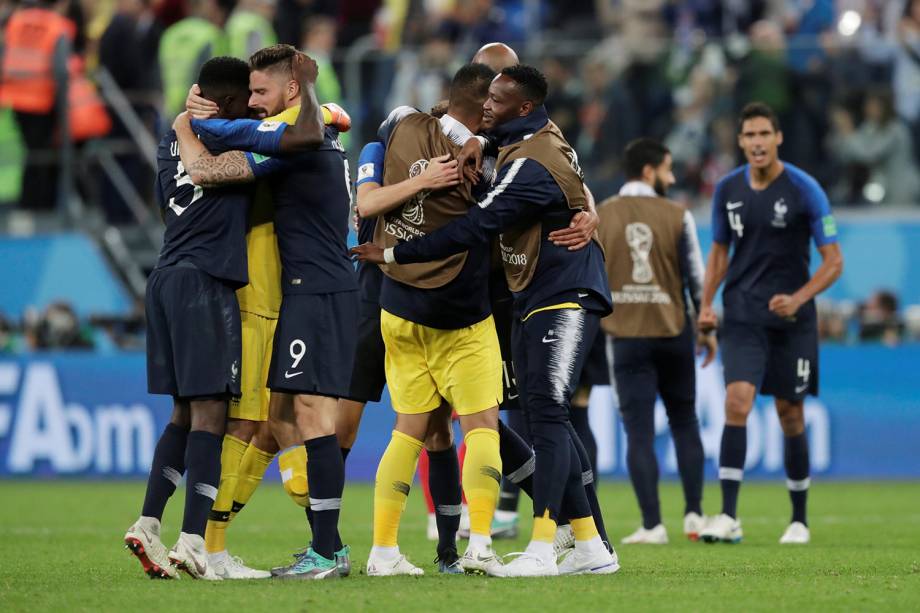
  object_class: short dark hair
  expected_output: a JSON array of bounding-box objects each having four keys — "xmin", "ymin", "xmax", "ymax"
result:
[
  {"xmin": 450, "ymin": 63, "xmax": 496, "ymax": 108},
  {"xmin": 197, "ymin": 56, "xmax": 250, "ymax": 100},
  {"xmin": 738, "ymin": 102, "xmax": 780, "ymax": 133},
  {"xmin": 501, "ymin": 64, "xmax": 548, "ymax": 105},
  {"xmin": 249, "ymin": 43, "xmax": 297, "ymax": 75},
  {"xmin": 623, "ymin": 138, "xmax": 670, "ymax": 180}
]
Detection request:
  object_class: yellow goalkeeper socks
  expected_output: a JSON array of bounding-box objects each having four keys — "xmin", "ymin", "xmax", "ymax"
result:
[
  {"xmin": 373, "ymin": 430, "xmax": 423, "ymax": 548},
  {"xmin": 278, "ymin": 445, "xmax": 309, "ymax": 507},
  {"xmin": 228, "ymin": 444, "xmax": 276, "ymax": 522},
  {"xmin": 462, "ymin": 427, "xmax": 502, "ymax": 538},
  {"xmin": 532, "ymin": 510, "xmax": 557, "ymax": 543},
  {"xmin": 571, "ymin": 516, "xmax": 599, "ymax": 542},
  {"xmin": 205, "ymin": 433, "xmax": 247, "ymax": 553}
]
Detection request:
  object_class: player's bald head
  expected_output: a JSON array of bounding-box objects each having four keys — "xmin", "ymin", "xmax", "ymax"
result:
[{"xmin": 472, "ymin": 43, "xmax": 519, "ymax": 72}]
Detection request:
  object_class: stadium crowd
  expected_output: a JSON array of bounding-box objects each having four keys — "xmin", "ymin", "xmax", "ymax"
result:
[{"xmin": 2, "ymin": 0, "xmax": 920, "ymax": 215}]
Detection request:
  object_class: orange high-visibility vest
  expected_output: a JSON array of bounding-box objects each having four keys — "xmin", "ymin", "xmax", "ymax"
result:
[
  {"xmin": 67, "ymin": 56, "xmax": 111, "ymax": 141},
  {"xmin": 0, "ymin": 8, "xmax": 76, "ymax": 113}
]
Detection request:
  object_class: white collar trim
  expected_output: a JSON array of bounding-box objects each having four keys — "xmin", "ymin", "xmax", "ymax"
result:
[
  {"xmin": 439, "ymin": 113, "xmax": 474, "ymax": 146},
  {"xmin": 619, "ymin": 181, "xmax": 658, "ymax": 197}
]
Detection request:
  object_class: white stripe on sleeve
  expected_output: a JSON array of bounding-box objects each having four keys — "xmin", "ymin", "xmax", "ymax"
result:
[{"xmin": 479, "ymin": 158, "xmax": 527, "ymax": 209}]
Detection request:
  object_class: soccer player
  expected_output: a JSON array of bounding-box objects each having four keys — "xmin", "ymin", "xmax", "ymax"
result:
[
  {"xmin": 698, "ymin": 102, "xmax": 843, "ymax": 545},
  {"xmin": 596, "ymin": 138, "xmax": 713, "ymax": 544},
  {"xmin": 353, "ymin": 65, "xmax": 620, "ymax": 577},
  {"xmin": 177, "ymin": 46, "xmax": 356, "ymax": 578},
  {"xmin": 124, "ymin": 56, "xmax": 253, "ymax": 581},
  {"xmin": 182, "ymin": 56, "xmax": 351, "ymax": 580}
]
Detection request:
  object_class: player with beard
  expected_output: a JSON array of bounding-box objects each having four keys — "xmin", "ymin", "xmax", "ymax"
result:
[{"xmin": 595, "ymin": 138, "xmax": 713, "ymax": 544}]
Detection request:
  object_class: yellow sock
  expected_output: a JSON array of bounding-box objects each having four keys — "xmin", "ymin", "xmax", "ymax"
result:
[
  {"xmin": 571, "ymin": 516, "xmax": 599, "ymax": 542},
  {"xmin": 462, "ymin": 427, "xmax": 502, "ymax": 537},
  {"xmin": 278, "ymin": 445, "xmax": 309, "ymax": 507},
  {"xmin": 532, "ymin": 510, "xmax": 557, "ymax": 543},
  {"xmin": 205, "ymin": 434, "xmax": 247, "ymax": 553},
  {"xmin": 229, "ymin": 444, "xmax": 276, "ymax": 522},
  {"xmin": 373, "ymin": 430, "xmax": 423, "ymax": 547}
]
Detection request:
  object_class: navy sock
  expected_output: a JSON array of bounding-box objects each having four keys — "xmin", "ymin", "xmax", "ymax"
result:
[
  {"xmin": 427, "ymin": 446, "xmax": 462, "ymax": 555},
  {"xmin": 181, "ymin": 430, "xmax": 222, "ymax": 537},
  {"xmin": 671, "ymin": 419, "xmax": 705, "ymax": 516},
  {"xmin": 785, "ymin": 433, "xmax": 810, "ymax": 526},
  {"xmin": 719, "ymin": 425, "xmax": 747, "ymax": 519},
  {"xmin": 141, "ymin": 422, "xmax": 188, "ymax": 520},
  {"xmin": 305, "ymin": 435, "xmax": 344, "ymax": 560}
]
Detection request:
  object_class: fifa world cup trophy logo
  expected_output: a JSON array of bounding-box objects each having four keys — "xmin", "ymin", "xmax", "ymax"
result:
[
  {"xmin": 402, "ymin": 159, "xmax": 430, "ymax": 225},
  {"xmin": 626, "ymin": 222, "xmax": 654, "ymax": 284}
]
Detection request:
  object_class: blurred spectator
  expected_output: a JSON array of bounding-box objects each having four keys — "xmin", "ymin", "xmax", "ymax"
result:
[
  {"xmin": 386, "ymin": 30, "xmax": 456, "ymax": 121},
  {"xmin": 159, "ymin": 0, "xmax": 231, "ymax": 119},
  {"xmin": 437, "ymin": 0, "xmax": 523, "ymax": 50},
  {"xmin": 24, "ymin": 302, "xmax": 94, "ymax": 350},
  {"xmin": 273, "ymin": 0, "xmax": 338, "ymax": 47},
  {"xmin": 98, "ymin": 0, "xmax": 162, "ymax": 223},
  {"xmin": 894, "ymin": 0, "xmax": 920, "ymax": 153},
  {"xmin": 733, "ymin": 20, "xmax": 792, "ymax": 118},
  {"xmin": 0, "ymin": 0, "xmax": 76, "ymax": 211},
  {"xmin": 859, "ymin": 290, "xmax": 904, "ymax": 346},
  {"xmin": 829, "ymin": 89, "xmax": 920, "ymax": 205},
  {"xmin": 226, "ymin": 0, "xmax": 278, "ymax": 61},
  {"xmin": 0, "ymin": 312, "xmax": 15, "ymax": 352},
  {"xmin": 543, "ymin": 56, "xmax": 583, "ymax": 146},
  {"xmin": 301, "ymin": 14, "xmax": 340, "ymax": 104}
]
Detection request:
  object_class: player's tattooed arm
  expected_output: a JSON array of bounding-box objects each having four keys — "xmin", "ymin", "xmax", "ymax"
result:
[{"xmin": 173, "ymin": 113, "xmax": 254, "ymax": 187}]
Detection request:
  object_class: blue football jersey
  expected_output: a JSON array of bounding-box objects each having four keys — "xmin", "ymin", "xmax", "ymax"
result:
[
  {"xmin": 711, "ymin": 162, "xmax": 838, "ymax": 327},
  {"xmin": 154, "ymin": 130, "xmax": 251, "ymax": 287}
]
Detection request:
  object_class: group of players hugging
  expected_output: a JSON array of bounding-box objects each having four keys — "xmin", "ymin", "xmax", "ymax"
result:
[{"xmin": 124, "ymin": 36, "xmax": 842, "ymax": 581}]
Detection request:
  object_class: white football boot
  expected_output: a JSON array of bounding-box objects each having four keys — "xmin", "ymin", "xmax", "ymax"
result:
[
  {"xmin": 366, "ymin": 549, "xmax": 424, "ymax": 577},
  {"xmin": 779, "ymin": 522, "xmax": 810, "ymax": 544},
  {"xmin": 683, "ymin": 512, "xmax": 707, "ymax": 541},
  {"xmin": 493, "ymin": 551, "xmax": 558, "ymax": 578},
  {"xmin": 124, "ymin": 516, "xmax": 178, "ymax": 579},
  {"xmin": 558, "ymin": 540, "xmax": 620, "ymax": 576},
  {"xmin": 699, "ymin": 513, "xmax": 743, "ymax": 544},
  {"xmin": 459, "ymin": 538, "xmax": 504, "ymax": 576},
  {"xmin": 553, "ymin": 524, "xmax": 575, "ymax": 559},
  {"xmin": 209, "ymin": 551, "xmax": 271, "ymax": 579},
  {"xmin": 621, "ymin": 523, "xmax": 669, "ymax": 545},
  {"xmin": 168, "ymin": 532, "xmax": 222, "ymax": 580}
]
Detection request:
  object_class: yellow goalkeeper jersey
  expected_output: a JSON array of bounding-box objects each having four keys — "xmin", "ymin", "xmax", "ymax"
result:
[{"xmin": 236, "ymin": 105, "xmax": 301, "ymax": 318}]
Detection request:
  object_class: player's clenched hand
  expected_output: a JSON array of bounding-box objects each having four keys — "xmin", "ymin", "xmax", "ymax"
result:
[
  {"xmin": 768, "ymin": 293, "xmax": 802, "ymax": 319},
  {"xmin": 549, "ymin": 209, "xmax": 598, "ymax": 251},
  {"xmin": 350, "ymin": 243, "xmax": 385, "ymax": 264},
  {"xmin": 292, "ymin": 52, "xmax": 319, "ymax": 84},
  {"xmin": 186, "ymin": 84, "xmax": 218, "ymax": 119},
  {"xmin": 696, "ymin": 332, "xmax": 717, "ymax": 367},
  {"xmin": 698, "ymin": 305, "xmax": 718, "ymax": 333},
  {"xmin": 457, "ymin": 137, "xmax": 484, "ymax": 184},
  {"xmin": 419, "ymin": 154, "xmax": 460, "ymax": 191}
]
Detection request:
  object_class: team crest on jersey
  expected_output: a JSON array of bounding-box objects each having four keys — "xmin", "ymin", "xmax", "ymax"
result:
[
  {"xmin": 257, "ymin": 121, "xmax": 282, "ymax": 132},
  {"xmin": 772, "ymin": 198, "xmax": 788, "ymax": 228},
  {"xmin": 402, "ymin": 159, "xmax": 430, "ymax": 225}
]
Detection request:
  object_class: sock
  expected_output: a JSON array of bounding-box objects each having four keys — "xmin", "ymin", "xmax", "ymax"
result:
[
  {"xmin": 570, "ymin": 515, "xmax": 599, "ymax": 542},
  {"xmin": 532, "ymin": 510, "xmax": 556, "ymax": 543},
  {"xmin": 229, "ymin": 444, "xmax": 275, "ymax": 521},
  {"xmin": 418, "ymin": 449, "xmax": 435, "ymax": 514},
  {"xmin": 785, "ymin": 433, "xmax": 810, "ymax": 526},
  {"xmin": 141, "ymin": 422, "xmax": 188, "ymax": 520},
  {"xmin": 428, "ymin": 446, "xmax": 462, "ymax": 555},
  {"xmin": 461, "ymin": 427, "xmax": 502, "ymax": 538},
  {"xmin": 569, "ymin": 405, "xmax": 597, "ymax": 472},
  {"xmin": 525, "ymin": 539, "xmax": 555, "ymax": 563},
  {"xmin": 181, "ymin": 430, "xmax": 223, "ymax": 537},
  {"xmin": 373, "ymin": 430, "xmax": 423, "ymax": 547},
  {"xmin": 370, "ymin": 545, "xmax": 399, "ymax": 561},
  {"xmin": 205, "ymin": 434, "xmax": 247, "ymax": 553},
  {"xmin": 671, "ymin": 419, "xmax": 704, "ymax": 516},
  {"xmin": 278, "ymin": 445, "xmax": 309, "ymax": 507},
  {"xmin": 719, "ymin": 425, "xmax": 747, "ymax": 519},
  {"xmin": 305, "ymin": 435, "xmax": 345, "ymax": 560}
]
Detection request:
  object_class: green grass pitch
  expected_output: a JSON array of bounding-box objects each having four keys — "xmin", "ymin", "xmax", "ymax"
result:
[{"xmin": 1, "ymin": 481, "xmax": 917, "ymax": 611}]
